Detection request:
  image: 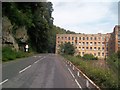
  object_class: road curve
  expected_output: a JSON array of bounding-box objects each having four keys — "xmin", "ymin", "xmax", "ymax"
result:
[{"xmin": 2, "ymin": 54, "xmax": 81, "ymax": 88}]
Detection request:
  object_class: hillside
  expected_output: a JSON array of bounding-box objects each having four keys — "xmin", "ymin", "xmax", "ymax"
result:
[{"xmin": 2, "ymin": 2, "xmax": 75, "ymax": 61}]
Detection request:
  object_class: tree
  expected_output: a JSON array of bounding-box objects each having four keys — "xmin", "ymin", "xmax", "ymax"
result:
[
  {"xmin": 60, "ymin": 42, "xmax": 75, "ymax": 55},
  {"xmin": 82, "ymin": 54, "xmax": 98, "ymax": 60}
]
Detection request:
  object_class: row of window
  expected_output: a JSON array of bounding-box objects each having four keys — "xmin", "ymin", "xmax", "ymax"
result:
[
  {"xmin": 76, "ymin": 47, "xmax": 105, "ymax": 50},
  {"xmin": 58, "ymin": 41, "xmax": 107, "ymax": 45},
  {"xmin": 58, "ymin": 36, "xmax": 105, "ymax": 40},
  {"xmin": 80, "ymin": 52, "xmax": 107, "ymax": 56}
]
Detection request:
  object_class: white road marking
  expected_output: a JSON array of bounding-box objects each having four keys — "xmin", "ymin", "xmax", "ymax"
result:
[
  {"xmin": 75, "ymin": 79, "xmax": 82, "ymax": 89},
  {"xmin": 68, "ymin": 68, "xmax": 75, "ymax": 78},
  {"xmin": 0, "ymin": 79, "xmax": 8, "ymax": 85},
  {"xmin": 19, "ymin": 65, "xmax": 31, "ymax": 73},
  {"xmin": 77, "ymin": 71, "xmax": 80, "ymax": 77},
  {"xmin": 34, "ymin": 60, "xmax": 40, "ymax": 64},
  {"xmin": 67, "ymin": 60, "xmax": 100, "ymax": 90},
  {"xmin": 40, "ymin": 57, "xmax": 46, "ymax": 60}
]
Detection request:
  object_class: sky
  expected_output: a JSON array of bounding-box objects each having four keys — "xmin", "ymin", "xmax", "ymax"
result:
[{"xmin": 49, "ymin": 0, "xmax": 119, "ymax": 34}]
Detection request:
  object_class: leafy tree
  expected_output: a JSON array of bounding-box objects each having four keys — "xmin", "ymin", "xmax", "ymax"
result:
[
  {"xmin": 82, "ymin": 54, "xmax": 98, "ymax": 60},
  {"xmin": 60, "ymin": 42, "xmax": 75, "ymax": 55}
]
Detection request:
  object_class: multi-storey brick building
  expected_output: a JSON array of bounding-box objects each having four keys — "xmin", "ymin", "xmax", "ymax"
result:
[
  {"xmin": 56, "ymin": 33, "xmax": 111, "ymax": 59},
  {"xmin": 108, "ymin": 25, "xmax": 120, "ymax": 55}
]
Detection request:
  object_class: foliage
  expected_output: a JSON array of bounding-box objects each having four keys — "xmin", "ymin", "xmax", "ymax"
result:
[
  {"xmin": 82, "ymin": 54, "xmax": 98, "ymax": 60},
  {"xmin": 63, "ymin": 55, "xmax": 118, "ymax": 89},
  {"xmin": 60, "ymin": 42, "xmax": 75, "ymax": 55},
  {"xmin": 2, "ymin": 2, "xmax": 76, "ymax": 53},
  {"xmin": 117, "ymin": 50, "xmax": 120, "ymax": 59},
  {"xmin": 2, "ymin": 46, "xmax": 32, "ymax": 62},
  {"xmin": 107, "ymin": 51, "xmax": 119, "ymax": 88}
]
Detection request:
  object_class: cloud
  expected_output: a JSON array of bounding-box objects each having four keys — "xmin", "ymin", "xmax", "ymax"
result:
[{"xmin": 51, "ymin": 1, "xmax": 118, "ymax": 34}]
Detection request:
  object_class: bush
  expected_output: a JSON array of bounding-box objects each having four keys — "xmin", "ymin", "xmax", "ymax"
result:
[
  {"xmin": 82, "ymin": 54, "xmax": 98, "ymax": 60},
  {"xmin": 76, "ymin": 55, "xmax": 82, "ymax": 58},
  {"xmin": 2, "ymin": 46, "xmax": 30, "ymax": 62},
  {"xmin": 2, "ymin": 46, "xmax": 16, "ymax": 61}
]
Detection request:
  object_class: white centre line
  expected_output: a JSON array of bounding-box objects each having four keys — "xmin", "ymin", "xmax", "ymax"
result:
[
  {"xmin": 0, "ymin": 79, "xmax": 8, "ymax": 85},
  {"xmin": 68, "ymin": 68, "xmax": 75, "ymax": 78},
  {"xmin": 34, "ymin": 60, "xmax": 40, "ymax": 64},
  {"xmin": 19, "ymin": 65, "xmax": 31, "ymax": 73},
  {"xmin": 75, "ymin": 79, "xmax": 82, "ymax": 89}
]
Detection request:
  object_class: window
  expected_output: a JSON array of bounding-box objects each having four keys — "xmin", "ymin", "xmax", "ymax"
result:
[
  {"xmin": 102, "ymin": 37, "xmax": 104, "ymax": 40},
  {"xmin": 68, "ymin": 37, "xmax": 70, "ymax": 40},
  {"xmin": 94, "ymin": 42, "xmax": 96, "ymax": 45},
  {"xmin": 90, "ymin": 42, "xmax": 92, "ymax": 45},
  {"xmin": 106, "ymin": 47, "xmax": 108, "ymax": 51},
  {"xmin": 72, "ymin": 37, "xmax": 74, "ymax": 40},
  {"xmin": 79, "ymin": 42, "xmax": 81, "ymax": 45},
  {"xmin": 83, "ymin": 42, "xmax": 85, "ymax": 45},
  {"xmin": 82, "ymin": 42, "xmax": 85, "ymax": 45},
  {"xmin": 106, "ymin": 42, "xmax": 108, "ymax": 46},
  {"xmin": 98, "ymin": 52, "xmax": 100, "ymax": 56},
  {"xmin": 98, "ymin": 47, "xmax": 100, "ymax": 50},
  {"xmin": 82, "ymin": 47, "xmax": 84, "ymax": 50},
  {"xmin": 58, "ymin": 37, "xmax": 60, "ymax": 39},
  {"xmin": 82, "ymin": 52, "xmax": 84, "ymax": 55},
  {"xmin": 79, "ymin": 37, "xmax": 81, "ymax": 40},
  {"xmin": 86, "ymin": 37, "xmax": 89, "ymax": 40},
  {"xmin": 65, "ymin": 37, "xmax": 67, "ymax": 40},
  {"xmin": 102, "ymin": 53, "xmax": 104, "ymax": 56},
  {"xmin": 106, "ymin": 53, "xmax": 108, "ymax": 56},
  {"xmin": 90, "ymin": 47, "xmax": 92, "ymax": 50},
  {"xmin": 83, "ymin": 37, "xmax": 85, "ymax": 40},
  {"xmin": 102, "ymin": 47, "xmax": 104, "ymax": 50},
  {"xmin": 62, "ymin": 37, "xmax": 63, "ymax": 40},
  {"xmin": 86, "ymin": 42, "xmax": 89, "ymax": 45},
  {"xmin": 98, "ymin": 37, "xmax": 100, "ymax": 40},
  {"xmin": 61, "ymin": 42, "xmax": 63, "ymax": 44},
  {"xmin": 94, "ymin": 47, "xmax": 96, "ymax": 50},
  {"xmin": 81, "ymin": 37, "xmax": 82, "ymax": 40},
  {"xmin": 94, "ymin": 37, "xmax": 97, "ymax": 40},
  {"xmin": 102, "ymin": 42, "xmax": 104, "ymax": 45},
  {"xmin": 79, "ymin": 47, "xmax": 81, "ymax": 49},
  {"xmin": 118, "ymin": 35, "xmax": 120, "ymax": 40},
  {"xmin": 98, "ymin": 42, "xmax": 100, "ymax": 45},
  {"xmin": 76, "ymin": 37, "xmax": 78, "ymax": 40},
  {"xmin": 86, "ymin": 47, "xmax": 89, "ymax": 49},
  {"xmin": 90, "ymin": 37, "xmax": 92, "ymax": 40},
  {"xmin": 58, "ymin": 41, "xmax": 59, "ymax": 43},
  {"xmin": 118, "ymin": 41, "xmax": 120, "ymax": 45}
]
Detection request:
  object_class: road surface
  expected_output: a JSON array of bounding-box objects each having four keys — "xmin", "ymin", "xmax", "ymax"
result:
[{"xmin": 1, "ymin": 54, "xmax": 98, "ymax": 89}]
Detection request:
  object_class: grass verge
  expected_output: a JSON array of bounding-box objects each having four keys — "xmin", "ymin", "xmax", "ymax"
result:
[
  {"xmin": 2, "ymin": 46, "xmax": 34, "ymax": 62},
  {"xmin": 63, "ymin": 54, "xmax": 118, "ymax": 89}
]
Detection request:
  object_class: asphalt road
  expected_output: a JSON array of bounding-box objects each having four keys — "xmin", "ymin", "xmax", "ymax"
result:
[{"xmin": 2, "ymin": 54, "xmax": 80, "ymax": 88}]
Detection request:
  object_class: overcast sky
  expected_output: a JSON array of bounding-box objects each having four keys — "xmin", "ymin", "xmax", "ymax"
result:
[{"xmin": 49, "ymin": 0, "xmax": 119, "ymax": 34}]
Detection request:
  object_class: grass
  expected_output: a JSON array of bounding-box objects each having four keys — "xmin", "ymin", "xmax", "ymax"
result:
[
  {"xmin": 63, "ymin": 54, "xmax": 118, "ymax": 89},
  {"xmin": 2, "ymin": 46, "xmax": 34, "ymax": 62}
]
